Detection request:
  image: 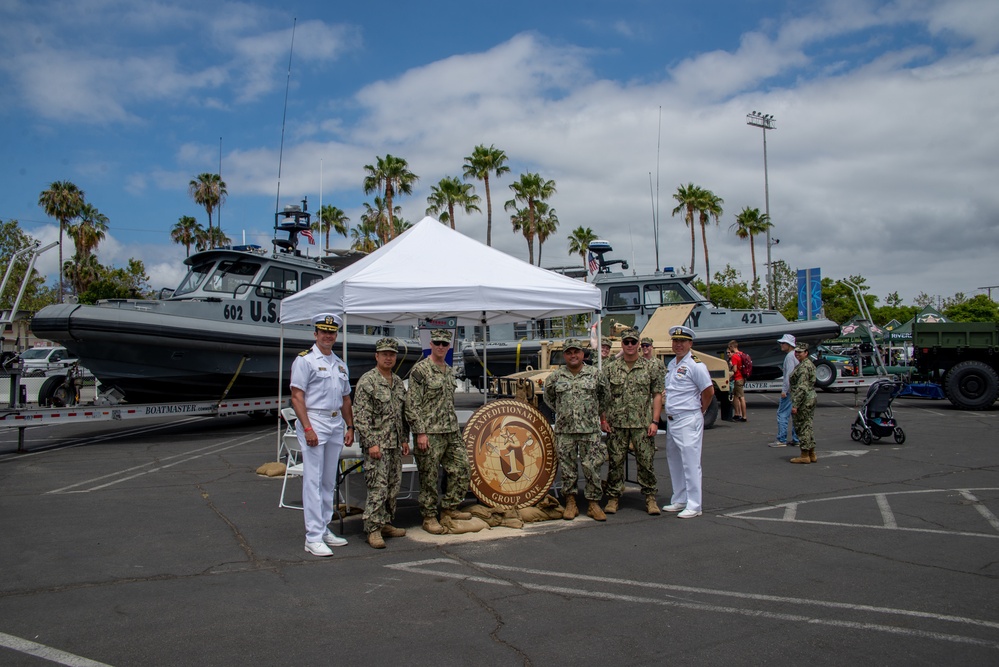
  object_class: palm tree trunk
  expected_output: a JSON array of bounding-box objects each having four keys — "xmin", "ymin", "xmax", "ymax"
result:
[
  {"xmin": 385, "ymin": 187, "xmax": 395, "ymax": 243},
  {"xmin": 701, "ymin": 222, "xmax": 711, "ymax": 301},
  {"xmin": 688, "ymin": 210, "xmax": 696, "ymax": 273},
  {"xmin": 57, "ymin": 220, "xmax": 64, "ymax": 303},
  {"xmin": 448, "ymin": 203, "xmax": 456, "ymax": 230},
  {"xmin": 484, "ymin": 174, "xmax": 492, "ymax": 246},
  {"xmin": 749, "ymin": 236, "xmax": 758, "ymax": 307}
]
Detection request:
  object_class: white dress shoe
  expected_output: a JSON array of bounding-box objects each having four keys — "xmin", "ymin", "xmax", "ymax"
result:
[
  {"xmin": 661, "ymin": 503, "xmax": 686, "ymax": 512},
  {"xmin": 305, "ymin": 541, "xmax": 334, "ymax": 557},
  {"xmin": 677, "ymin": 509, "xmax": 702, "ymax": 519},
  {"xmin": 323, "ymin": 531, "xmax": 348, "ymax": 547}
]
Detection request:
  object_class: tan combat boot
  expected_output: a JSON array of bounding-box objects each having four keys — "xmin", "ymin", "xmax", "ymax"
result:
[
  {"xmin": 790, "ymin": 448, "xmax": 813, "ymax": 464},
  {"xmin": 422, "ymin": 516, "xmax": 446, "ymax": 534},
  {"xmin": 562, "ymin": 495, "xmax": 578, "ymax": 520},
  {"xmin": 587, "ymin": 500, "xmax": 607, "ymax": 521},
  {"xmin": 381, "ymin": 524, "xmax": 406, "ymax": 538},
  {"xmin": 645, "ymin": 495, "xmax": 661, "ymax": 515},
  {"xmin": 604, "ymin": 497, "xmax": 619, "ymax": 514},
  {"xmin": 367, "ymin": 530, "xmax": 386, "ymax": 549},
  {"xmin": 442, "ymin": 508, "xmax": 472, "ymax": 520},
  {"xmin": 809, "ymin": 449, "xmax": 818, "ymax": 463}
]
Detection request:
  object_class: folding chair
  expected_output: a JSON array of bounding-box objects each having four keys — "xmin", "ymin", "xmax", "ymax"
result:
[{"xmin": 278, "ymin": 407, "xmax": 304, "ymax": 510}]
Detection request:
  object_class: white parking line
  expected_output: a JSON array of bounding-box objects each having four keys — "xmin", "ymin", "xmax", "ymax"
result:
[
  {"xmin": 0, "ymin": 631, "xmax": 111, "ymax": 666},
  {"xmin": 960, "ymin": 489, "xmax": 999, "ymax": 533},
  {"xmin": 387, "ymin": 558, "xmax": 999, "ymax": 649},
  {"xmin": 46, "ymin": 431, "xmax": 271, "ymax": 494}
]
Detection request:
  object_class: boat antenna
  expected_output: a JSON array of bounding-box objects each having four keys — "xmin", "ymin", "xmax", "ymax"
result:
[
  {"xmin": 217, "ymin": 136, "xmax": 223, "ymax": 241},
  {"xmin": 655, "ymin": 105, "xmax": 662, "ymax": 270},
  {"xmin": 274, "ymin": 18, "xmax": 298, "ymax": 217},
  {"xmin": 649, "ymin": 172, "xmax": 658, "ymax": 269}
]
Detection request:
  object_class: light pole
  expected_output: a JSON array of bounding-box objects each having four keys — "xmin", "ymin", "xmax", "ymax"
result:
[{"xmin": 747, "ymin": 111, "xmax": 776, "ymax": 308}]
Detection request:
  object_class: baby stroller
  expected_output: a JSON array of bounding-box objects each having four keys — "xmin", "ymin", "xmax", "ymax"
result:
[{"xmin": 851, "ymin": 378, "xmax": 906, "ymax": 445}]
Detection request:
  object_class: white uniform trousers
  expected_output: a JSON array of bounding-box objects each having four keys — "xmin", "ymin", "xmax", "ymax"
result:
[
  {"xmin": 298, "ymin": 416, "xmax": 345, "ymax": 543},
  {"xmin": 665, "ymin": 409, "xmax": 704, "ymax": 513}
]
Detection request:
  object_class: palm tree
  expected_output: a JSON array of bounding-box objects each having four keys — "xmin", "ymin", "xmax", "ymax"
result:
[
  {"xmin": 188, "ymin": 173, "xmax": 227, "ymax": 248},
  {"xmin": 349, "ymin": 218, "xmax": 379, "ymax": 253},
  {"xmin": 462, "ymin": 144, "xmax": 510, "ymax": 246},
  {"xmin": 362, "ymin": 154, "xmax": 418, "ymax": 244},
  {"xmin": 361, "ymin": 197, "xmax": 401, "ymax": 246},
  {"xmin": 671, "ymin": 182, "xmax": 701, "ymax": 275},
  {"xmin": 533, "ymin": 202, "xmax": 559, "ymax": 267},
  {"xmin": 567, "ymin": 226, "xmax": 598, "ymax": 280},
  {"xmin": 68, "ymin": 203, "xmax": 109, "ymax": 261},
  {"xmin": 504, "ymin": 172, "xmax": 557, "ymax": 265},
  {"xmin": 206, "ymin": 226, "xmax": 230, "ymax": 250},
  {"xmin": 171, "ymin": 215, "xmax": 202, "ymax": 258},
  {"xmin": 318, "ymin": 205, "xmax": 350, "ymax": 251},
  {"xmin": 731, "ymin": 206, "xmax": 772, "ymax": 306},
  {"xmin": 38, "ymin": 180, "xmax": 85, "ymax": 303},
  {"xmin": 64, "ymin": 253, "xmax": 102, "ymax": 296},
  {"xmin": 426, "ymin": 176, "xmax": 481, "ymax": 230},
  {"xmin": 696, "ymin": 189, "xmax": 724, "ymax": 301}
]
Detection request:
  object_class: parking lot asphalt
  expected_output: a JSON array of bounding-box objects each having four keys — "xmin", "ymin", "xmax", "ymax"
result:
[{"xmin": 1, "ymin": 392, "xmax": 997, "ymax": 666}]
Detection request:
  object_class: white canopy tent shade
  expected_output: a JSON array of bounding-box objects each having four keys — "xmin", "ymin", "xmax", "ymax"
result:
[{"xmin": 279, "ymin": 216, "xmax": 602, "ymax": 401}]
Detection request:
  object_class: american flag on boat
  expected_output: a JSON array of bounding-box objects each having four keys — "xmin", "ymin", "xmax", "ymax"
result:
[{"xmin": 301, "ymin": 228, "xmax": 315, "ymax": 244}]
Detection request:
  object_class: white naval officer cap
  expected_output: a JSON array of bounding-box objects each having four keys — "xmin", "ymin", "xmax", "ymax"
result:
[
  {"xmin": 669, "ymin": 325, "xmax": 695, "ymax": 341},
  {"xmin": 314, "ymin": 313, "xmax": 342, "ymax": 332}
]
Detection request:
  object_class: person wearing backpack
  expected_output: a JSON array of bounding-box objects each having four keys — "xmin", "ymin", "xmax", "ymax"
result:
[{"xmin": 727, "ymin": 340, "xmax": 748, "ymax": 422}]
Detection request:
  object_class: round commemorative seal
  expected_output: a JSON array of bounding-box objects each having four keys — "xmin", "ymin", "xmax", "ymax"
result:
[{"xmin": 463, "ymin": 398, "xmax": 557, "ymax": 509}]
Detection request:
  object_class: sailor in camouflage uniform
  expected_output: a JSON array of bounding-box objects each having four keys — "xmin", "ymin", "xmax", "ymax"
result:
[
  {"xmin": 405, "ymin": 329, "xmax": 471, "ymax": 534},
  {"xmin": 599, "ymin": 327, "xmax": 664, "ymax": 515},
  {"xmin": 543, "ymin": 339, "xmax": 611, "ymax": 521},
  {"xmin": 788, "ymin": 342, "xmax": 819, "ymax": 464},
  {"xmin": 354, "ymin": 337, "xmax": 410, "ymax": 549}
]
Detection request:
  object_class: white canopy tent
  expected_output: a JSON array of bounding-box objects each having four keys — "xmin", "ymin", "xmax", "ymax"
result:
[{"xmin": 281, "ymin": 216, "xmax": 601, "ymax": 327}]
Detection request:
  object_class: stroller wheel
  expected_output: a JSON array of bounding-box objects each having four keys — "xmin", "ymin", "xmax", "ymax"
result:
[
  {"xmin": 861, "ymin": 429, "xmax": 873, "ymax": 445},
  {"xmin": 850, "ymin": 427, "xmax": 862, "ymax": 442},
  {"xmin": 893, "ymin": 427, "xmax": 906, "ymax": 444}
]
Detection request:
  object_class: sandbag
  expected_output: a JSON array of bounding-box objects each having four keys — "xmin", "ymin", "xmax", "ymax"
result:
[
  {"xmin": 256, "ymin": 461, "xmax": 286, "ymax": 477},
  {"xmin": 440, "ymin": 515, "xmax": 490, "ymax": 534}
]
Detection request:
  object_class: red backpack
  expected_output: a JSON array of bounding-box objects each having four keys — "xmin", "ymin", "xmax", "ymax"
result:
[{"xmin": 738, "ymin": 351, "xmax": 753, "ymax": 379}]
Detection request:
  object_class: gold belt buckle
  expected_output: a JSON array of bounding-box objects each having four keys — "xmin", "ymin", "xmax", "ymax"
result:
[{"xmin": 331, "ymin": 410, "xmax": 339, "ymax": 418}]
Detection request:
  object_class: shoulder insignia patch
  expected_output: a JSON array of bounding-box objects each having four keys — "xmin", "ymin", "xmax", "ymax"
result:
[
  {"xmin": 299, "ymin": 349, "xmax": 310, "ymax": 357},
  {"xmin": 691, "ymin": 354, "xmax": 700, "ymax": 362}
]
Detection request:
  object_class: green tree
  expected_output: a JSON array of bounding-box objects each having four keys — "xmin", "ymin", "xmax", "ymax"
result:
[
  {"xmin": 318, "ymin": 205, "xmax": 349, "ymax": 251},
  {"xmin": 64, "ymin": 253, "xmax": 102, "ymax": 295},
  {"xmin": 771, "ymin": 260, "xmax": 799, "ymax": 319},
  {"xmin": 188, "ymin": 173, "xmax": 227, "ymax": 248},
  {"xmin": 730, "ymin": 206, "xmax": 772, "ymax": 306},
  {"xmin": 363, "ymin": 154, "xmax": 418, "ymax": 244},
  {"xmin": 671, "ymin": 182, "xmax": 701, "ymax": 276},
  {"xmin": 944, "ymin": 294, "xmax": 999, "ymax": 323},
  {"xmin": 692, "ymin": 265, "xmax": 753, "ymax": 309},
  {"xmin": 426, "ymin": 176, "xmax": 481, "ymax": 230},
  {"xmin": 361, "ymin": 197, "xmax": 401, "ymax": 247},
  {"xmin": 38, "ymin": 180, "xmax": 85, "ymax": 302},
  {"xmin": 349, "ymin": 218, "xmax": 379, "ymax": 253},
  {"xmin": 78, "ymin": 259, "xmax": 150, "ymax": 304},
  {"xmin": 462, "ymin": 144, "xmax": 510, "ymax": 246},
  {"xmin": 170, "ymin": 215, "xmax": 202, "ymax": 258},
  {"xmin": 696, "ymin": 188, "xmax": 723, "ymax": 301},
  {"xmin": 505, "ymin": 172, "xmax": 556, "ymax": 265},
  {"xmin": 0, "ymin": 219, "xmax": 55, "ymax": 312},
  {"xmin": 533, "ymin": 202, "xmax": 559, "ymax": 267},
  {"xmin": 567, "ymin": 226, "xmax": 598, "ymax": 280}
]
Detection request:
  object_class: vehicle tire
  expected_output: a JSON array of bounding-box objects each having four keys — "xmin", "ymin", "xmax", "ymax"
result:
[
  {"xmin": 703, "ymin": 395, "xmax": 720, "ymax": 430},
  {"xmin": 37, "ymin": 375, "xmax": 65, "ymax": 407},
  {"xmin": 813, "ymin": 359, "xmax": 837, "ymax": 388},
  {"xmin": 52, "ymin": 382, "xmax": 79, "ymax": 408},
  {"xmin": 893, "ymin": 427, "xmax": 906, "ymax": 444},
  {"xmin": 861, "ymin": 429, "xmax": 872, "ymax": 445},
  {"xmin": 850, "ymin": 427, "xmax": 862, "ymax": 441},
  {"xmin": 943, "ymin": 361, "xmax": 999, "ymax": 410}
]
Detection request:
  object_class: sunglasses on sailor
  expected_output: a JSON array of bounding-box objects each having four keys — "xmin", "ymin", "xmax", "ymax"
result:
[{"xmin": 431, "ymin": 340, "xmax": 450, "ymax": 347}]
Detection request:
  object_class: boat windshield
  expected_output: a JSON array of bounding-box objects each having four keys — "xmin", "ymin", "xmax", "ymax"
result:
[
  {"xmin": 174, "ymin": 259, "xmax": 215, "ymax": 296},
  {"xmin": 203, "ymin": 261, "xmax": 262, "ymax": 294}
]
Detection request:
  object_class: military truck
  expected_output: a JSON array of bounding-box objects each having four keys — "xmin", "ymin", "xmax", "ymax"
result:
[
  {"xmin": 913, "ymin": 321, "xmax": 999, "ymax": 410},
  {"xmin": 490, "ymin": 307, "xmax": 732, "ymax": 428}
]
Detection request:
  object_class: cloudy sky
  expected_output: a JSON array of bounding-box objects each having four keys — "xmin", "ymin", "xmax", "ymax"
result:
[{"xmin": 2, "ymin": 0, "xmax": 997, "ymax": 305}]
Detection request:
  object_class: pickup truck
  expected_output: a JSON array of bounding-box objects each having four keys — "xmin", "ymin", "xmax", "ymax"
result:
[
  {"xmin": 913, "ymin": 322, "xmax": 999, "ymax": 410},
  {"xmin": 18, "ymin": 346, "xmax": 79, "ymax": 377}
]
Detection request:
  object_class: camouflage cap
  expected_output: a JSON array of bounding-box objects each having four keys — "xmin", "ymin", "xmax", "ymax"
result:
[
  {"xmin": 430, "ymin": 329, "xmax": 452, "ymax": 344},
  {"xmin": 620, "ymin": 327, "xmax": 641, "ymax": 342},
  {"xmin": 563, "ymin": 338, "xmax": 585, "ymax": 351},
  {"xmin": 641, "ymin": 337, "xmax": 654, "ymax": 345},
  {"xmin": 795, "ymin": 342, "xmax": 810, "ymax": 352},
  {"xmin": 375, "ymin": 337, "xmax": 398, "ymax": 352},
  {"xmin": 600, "ymin": 339, "xmax": 612, "ymax": 348}
]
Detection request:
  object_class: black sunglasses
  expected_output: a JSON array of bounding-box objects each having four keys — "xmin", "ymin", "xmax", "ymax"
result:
[{"xmin": 431, "ymin": 340, "xmax": 450, "ymax": 347}]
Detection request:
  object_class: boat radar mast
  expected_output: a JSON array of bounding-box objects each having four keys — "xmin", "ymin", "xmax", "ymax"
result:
[
  {"xmin": 273, "ymin": 198, "xmax": 311, "ymax": 256},
  {"xmin": 588, "ymin": 240, "xmax": 629, "ymax": 274}
]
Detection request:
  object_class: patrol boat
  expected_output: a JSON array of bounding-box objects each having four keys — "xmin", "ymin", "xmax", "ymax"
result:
[
  {"xmin": 31, "ymin": 202, "xmax": 422, "ymax": 404},
  {"xmin": 461, "ymin": 241, "xmax": 840, "ymax": 386}
]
